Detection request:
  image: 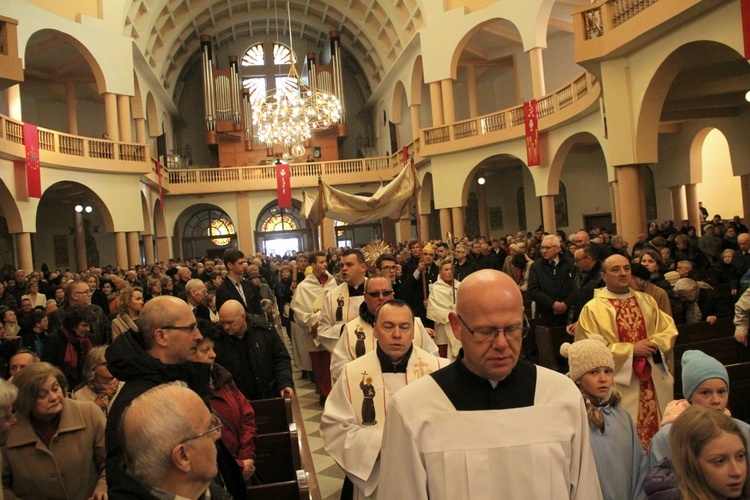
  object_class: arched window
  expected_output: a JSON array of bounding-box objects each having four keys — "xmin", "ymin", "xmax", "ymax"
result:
[
  {"xmin": 255, "ymin": 201, "xmax": 308, "ymax": 256},
  {"xmin": 241, "ymin": 42, "xmax": 297, "ymax": 106},
  {"xmin": 184, "ymin": 209, "xmax": 236, "ymax": 247},
  {"xmin": 241, "ymin": 44, "xmax": 265, "ymax": 66},
  {"xmin": 256, "ymin": 202, "xmax": 305, "ymax": 233}
]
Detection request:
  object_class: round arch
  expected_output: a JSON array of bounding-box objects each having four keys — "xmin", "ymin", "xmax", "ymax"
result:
[
  {"xmin": 174, "ymin": 204, "xmax": 237, "ymax": 260},
  {"xmin": 146, "ymin": 92, "xmax": 159, "ymax": 137},
  {"xmin": 0, "ymin": 179, "xmax": 23, "ymax": 234},
  {"xmin": 140, "ymin": 193, "xmax": 152, "ymax": 235},
  {"xmin": 254, "ymin": 199, "xmax": 310, "ymax": 256}
]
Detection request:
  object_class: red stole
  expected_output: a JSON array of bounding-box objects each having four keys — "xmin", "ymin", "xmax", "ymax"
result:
[{"xmin": 608, "ymin": 297, "xmax": 659, "ymax": 451}]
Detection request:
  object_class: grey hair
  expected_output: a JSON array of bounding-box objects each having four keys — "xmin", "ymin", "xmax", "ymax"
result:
[
  {"xmin": 122, "ymin": 381, "xmax": 194, "ymax": 486},
  {"xmin": 185, "ymin": 278, "xmax": 205, "ymax": 294},
  {"xmin": 542, "ymin": 234, "xmax": 561, "ymax": 248},
  {"xmin": 455, "ymin": 243, "xmax": 470, "ymax": 253},
  {"xmin": 674, "ymin": 278, "xmax": 698, "ymax": 293},
  {"xmin": 0, "ymin": 378, "xmax": 18, "ymax": 419}
]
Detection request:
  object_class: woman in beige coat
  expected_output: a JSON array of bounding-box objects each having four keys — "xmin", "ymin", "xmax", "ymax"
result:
[
  {"xmin": 110, "ymin": 287, "xmax": 144, "ymax": 341},
  {"xmin": 2, "ymin": 362, "xmax": 107, "ymax": 500}
]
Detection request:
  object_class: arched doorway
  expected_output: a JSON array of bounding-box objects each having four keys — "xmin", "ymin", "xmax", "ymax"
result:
[{"xmin": 254, "ymin": 200, "xmax": 309, "ymax": 257}]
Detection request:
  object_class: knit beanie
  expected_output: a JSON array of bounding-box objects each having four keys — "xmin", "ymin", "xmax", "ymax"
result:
[
  {"xmin": 560, "ymin": 335, "xmax": 614, "ymax": 382},
  {"xmin": 681, "ymin": 350, "xmax": 729, "ymax": 400}
]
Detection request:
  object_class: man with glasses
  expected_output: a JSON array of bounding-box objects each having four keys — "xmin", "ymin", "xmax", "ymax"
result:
[
  {"xmin": 528, "ymin": 234, "xmax": 576, "ymax": 328},
  {"xmin": 375, "ymin": 253, "xmax": 401, "ymax": 298},
  {"xmin": 48, "ymin": 280, "xmax": 111, "ymax": 345},
  {"xmin": 121, "ymin": 382, "xmax": 233, "ymax": 499},
  {"xmin": 330, "ymin": 276, "xmax": 438, "ymax": 383},
  {"xmin": 566, "ymin": 245, "xmax": 605, "ymax": 335},
  {"xmin": 379, "ymin": 270, "xmax": 601, "ymax": 499},
  {"xmin": 105, "ymin": 296, "xmax": 228, "ymax": 496},
  {"xmin": 322, "ymin": 300, "xmax": 448, "ymax": 500}
]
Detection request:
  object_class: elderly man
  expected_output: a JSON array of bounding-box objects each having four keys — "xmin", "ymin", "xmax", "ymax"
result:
[
  {"xmin": 121, "ymin": 382, "xmax": 232, "ymax": 500},
  {"xmin": 426, "ymin": 261, "xmax": 461, "ymax": 360},
  {"xmin": 215, "ymin": 299, "xmax": 294, "ymax": 400},
  {"xmin": 401, "ymin": 243, "xmax": 439, "ymax": 328},
  {"xmin": 673, "ymin": 278, "xmax": 731, "ymax": 324},
  {"xmin": 185, "ymin": 278, "xmax": 210, "ymax": 321},
  {"xmin": 528, "ymin": 234, "xmax": 576, "ymax": 327},
  {"xmin": 566, "ymin": 245, "xmax": 604, "ymax": 334},
  {"xmin": 173, "ymin": 267, "xmax": 192, "ymax": 298},
  {"xmin": 322, "ymin": 300, "xmax": 449, "ymax": 500},
  {"xmin": 575, "ymin": 254, "xmax": 678, "ymax": 450},
  {"xmin": 290, "ymin": 251, "xmax": 339, "ymax": 405},
  {"xmin": 378, "ymin": 270, "xmax": 601, "ymax": 498},
  {"xmin": 48, "ymin": 279, "xmax": 111, "ymax": 345},
  {"xmin": 330, "ymin": 275, "xmax": 438, "ymax": 382},
  {"xmin": 105, "ymin": 295, "xmax": 214, "ymax": 495},
  {"xmin": 7, "ymin": 349, "xmax": 39, "ymax": 380},
  {"xmin": 730, "ymin": 232, "xmax": 750, "ymax": 295},
  {"xmin": 452, "ymin": 243, "xmax": 475, "ymax": 282}
]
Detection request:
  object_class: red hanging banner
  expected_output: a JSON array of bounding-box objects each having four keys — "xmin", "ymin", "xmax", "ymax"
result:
[
  {"xmin": 402, "ymin": 146, "xmax": 409, "ymax": 165},
  {"xmin": 743, "ymin": 0, "xmax": 750, "ymax": 60},
  {"xmin": 524, "ymin": 100, "xmax": 540, "ymax": 167},
  {"xmin": 23, "ymin": 123, "xmax": 42, "ymax": 198},
  {"xmin": 276, "ymin": 162, "xmax": 292, "ymax": 208}
]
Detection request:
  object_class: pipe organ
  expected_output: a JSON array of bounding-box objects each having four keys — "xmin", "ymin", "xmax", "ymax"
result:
[{"xmin": 200, "ymin": 31, "xmax": 347, "ymax": 165}]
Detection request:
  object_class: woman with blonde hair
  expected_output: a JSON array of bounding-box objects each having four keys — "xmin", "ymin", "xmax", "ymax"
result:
[
  {"xmin": 110, "ymin": 286, "xmax": 144, "ymax": 340},
  {"xmin": 670, "ymin": 404, "xmax": 748, "ymax": 499},
  {"xmin": 3, "ymin": 362, "xmax": 107, "ymax": 499},
  {"xmin": 73, "ymin": 346, "xmax": 122, "ymax": 417}
]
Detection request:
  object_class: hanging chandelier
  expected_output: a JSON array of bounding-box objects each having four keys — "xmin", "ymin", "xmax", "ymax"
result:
[{"xmin": 252, "ymin": 2, "xmax": 342, "ymax": 150}]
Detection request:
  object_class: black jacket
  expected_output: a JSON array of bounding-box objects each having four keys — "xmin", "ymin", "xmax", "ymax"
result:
[
  {"xmin": 400, "ymin": 262, "xmax": 439, "ymax": 328},
  {"xmin": 105, "ymin": 330, "xmax": 212, "ymax": 496},
  {"xmin": 48, "ymin": 303, "xmax": 111, "ymax": 346},
  {"xmin": 213, "ymin": 315, "xmax": 293, "ymax": 400},
  {"xmin": 527, "ymin": 255, "xmax": 576, "ymax": 327},
  {"xmin": 569, "ymin": 261, "xmax": 604, "ymax": 322},
  {"xmin": 215, "ymin": 277, "xmax": 262, "ymax": 315}
]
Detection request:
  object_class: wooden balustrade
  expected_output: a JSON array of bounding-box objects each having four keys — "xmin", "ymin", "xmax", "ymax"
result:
[
  {"xmin": 579, "ymin": 0, "xmax": 662, "ymax": 40},
  {"xmin": 59, "ymin": 134, "xmax": 84, "ymax": 156},
  {"xmin": 5, "ymin": 119, "xmax": 22, "ymax": 144}
]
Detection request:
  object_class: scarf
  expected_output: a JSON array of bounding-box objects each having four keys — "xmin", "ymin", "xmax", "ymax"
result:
[
  {"xmin": 60, "ymin": 327, "xmax": 94, "ymax": 385},
  {"xmin": 90, "ymin": 377, "xmax": 119, "ymax": 416}
]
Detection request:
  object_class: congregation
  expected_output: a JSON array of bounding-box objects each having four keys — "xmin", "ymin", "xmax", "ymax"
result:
[{"xmin": 0, "ymin": 214, "xmax": 748, "ymax": 499}]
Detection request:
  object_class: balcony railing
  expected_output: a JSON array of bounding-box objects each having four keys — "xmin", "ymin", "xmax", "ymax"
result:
[
  {"xmin": 580, "ymin": 0, "xmax": 661, "ymax": 41},
  {"xmin": 421, "ymin": 71, "xmax": 599, "ymax": 153},
  {"xmin": 0, "ymin": 113, "xmax": 150, "ymax": 172}
]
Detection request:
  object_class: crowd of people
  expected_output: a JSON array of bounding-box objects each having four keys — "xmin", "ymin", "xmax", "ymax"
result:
[{"xmin": 0, "ymin": 212, "xmax": 746, "ymax": 498}]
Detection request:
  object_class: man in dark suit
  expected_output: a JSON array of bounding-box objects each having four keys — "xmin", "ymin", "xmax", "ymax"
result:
[
  {"xmin": 215, "ymin": 249, "xmax": 262, "ymax": 315},
  {"xmin": 185, "ymin": 278, "xmax": 211, "ymax": 321},
  {"xmin": 730, "ymin": 233, "xmax": 750, "ymax": 296}
]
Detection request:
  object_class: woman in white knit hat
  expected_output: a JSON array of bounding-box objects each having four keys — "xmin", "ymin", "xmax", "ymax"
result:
[{"xmin": 561, "ymin": 335, "xmax": 648, "ymax": 500}]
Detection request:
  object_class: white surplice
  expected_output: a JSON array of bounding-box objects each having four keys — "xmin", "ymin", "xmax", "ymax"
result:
[{"xmin": 317, "ymin": 281, "xmax": 365, "ymax": 352}]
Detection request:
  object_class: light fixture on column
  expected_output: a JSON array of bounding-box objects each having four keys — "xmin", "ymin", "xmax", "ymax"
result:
[
  {"xmin": 75, "ymin": 205, "xmax": 93, "ymax": 213},
  {"xmin": 478, "ymin": 176, "xmax": 486, "ymax": 185},
  {"xmin": 746, "ymin": 89, "xmax": 750, "ymax": 102},
  {"xmin": 85, "ymin": 206, "xmax": 93, "ymax": 213},
  {"xmin": 75, "ymin": 205, "xmax": 83, "ymax": 213}
]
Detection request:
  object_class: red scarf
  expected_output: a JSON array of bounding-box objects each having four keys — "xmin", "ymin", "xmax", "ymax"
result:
[{"xmin": 60, "ymin": 326, "xmax": 94, "ymax": 385}]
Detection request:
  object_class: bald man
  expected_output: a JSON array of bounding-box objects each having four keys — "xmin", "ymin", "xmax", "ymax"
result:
[
  {"xmin": 379, "ymin": 270, "xmax": 601, "ymax": 499},
  {"xmin": 215, "ymin": 299, "xmax": 294, "ymax": 400},
  {"xmin": 573, "ymin": 230, "xmax": 612, "ymax": 263}
]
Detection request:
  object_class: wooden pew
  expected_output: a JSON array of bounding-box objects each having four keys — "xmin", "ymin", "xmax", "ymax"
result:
[
  {"xmin": 247, "ymin": 396, "xmax": 321, "ymax": 499},
  {"xmin": 534, "ymin": 325, "xmax": 570, "ymax": 373},
  {"xmin": 673, "ymin": 317, "xmax": 750, "ymax": 423}
]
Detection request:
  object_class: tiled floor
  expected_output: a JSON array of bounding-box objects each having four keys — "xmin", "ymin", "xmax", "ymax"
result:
[{"xmin": 288, "ymin": 339, "xmax": 344, "ymax": 500}]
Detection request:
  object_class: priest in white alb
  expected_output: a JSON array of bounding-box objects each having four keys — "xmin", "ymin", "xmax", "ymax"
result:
[
  {"xmin": 330, "ymin": 275, "xmax": 438, "ymax": 383},
  {"xmin": 426, "ymin": 261, "xmax": 461, "ymax": 360},
  {"xmin": 321, "ymin": 300, "xmax": 449, "ymax": 500}
]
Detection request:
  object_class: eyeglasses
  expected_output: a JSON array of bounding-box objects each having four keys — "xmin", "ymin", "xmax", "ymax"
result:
[
  {"xmin": 160, "ymin": 323, "xmax": 198, "ymax": 333},
  {"xmin": 365, "ymin": 290, "xmax": 394, "ymax": 298},
  {"xmin": 456, "ymin": 314, "xmax": 530, "ymax": 343},
  {"xmin": 179, "ymin": 413, "xmax": 222, "ymax": 444},
  {"xmin": 379, "ymin": 265, "xmax": 397, "ymax": 271}
]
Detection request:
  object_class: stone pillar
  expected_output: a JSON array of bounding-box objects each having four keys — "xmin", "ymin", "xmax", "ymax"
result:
[
  {"xmin": 65, "ymin": 82, "xmax": 78, "ymax": 135},
  {"xmin": 684, "ymin": 183, "xmax": 701, "ymax": 236},
  {"xmin": 529, "ymin": 48, "xmax": 546, "ymax": 99},
  {"xmin": 382, "ymin": 219, "xmax": 397, "ymax": 246},
  {"xmin": 74, "ymin": 212, "xmax": 87, "ymax": 272},
  {"xmin": 478, "ymin": 183, "xmax": 489, "ymax": 237},
  {"xmin": 409, "ymin": 104, "xmax": 421, "ymax": 140},
  {"xmin": 451, "ymin": 207, "xmax": 464, "ymax": 239},
  {"xmin": 126, "ymin": 231, "xmax": 141, "ymax": 268},
  {"xmin": 742, "ymin": 174, "xmax": 750, "ymax": 227},
  {"xmin": 323, "ymin": 218, "xmax": 336, "ymax": 249},
  {"xmin": 540, "ymin": 195, "xmax": 556, "ymax": 235},
  {"xmin": 6, "ymin": 85, "xmax": 22, "ymax": 121},
  {"xmin": 670, "ymin": 185, "xmax": 687, "ymax": 224},
  {"xmin": 15, "ymin": 232, "xmax": 33, "ymax": 272},
  {"xmin": 135, "ymin": 118, "xmax": 147, "ymax": 144},
  {"xmin": 117, "ymin": 94, "xmax": 132, "ymax": 143},
  {"xmin": 440, "ymin": 78, "xmax": 455, "ymax": 125},
  {"xmin": 156, "ymin": 237, "xmax": 170, "ymax": 263},
  {"xmin": 142, "ymin": 234, "xmax": 155, "ymax": 265},
  {"xmin": 439, "ymin": 209, "xmax": 452, "ymax": 242},
  {"xmin": 114, "ymin": 232, "xmax": 128, "ymax": 269},
  {"xmin": 429, "ymin": 81, "xmax": 444, "ymax": 127},
  {"xmin": 419, "ymin": 214, "xmax": 430, "ymax": 242},
  {"xmin": 398, "ymin": 213, "xmax": 412, "ymax": 244},
  {"xmin": 103, "ymin": 93, "xmax": 119, "ymax": 141},
  {"xmin": 615, "ymin": 165, "xmax": 645, "ymax": 250},
  {"xmin": 610, "ymin": 181, "xmax": 621, "ymax": 229},
  {"xmin": 236, "ymin": 192, "xmax": 254, "ymax": 254},
  {"xmin": 466, "ymin": 65, "xmax": 478, "ymax": 118}
]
